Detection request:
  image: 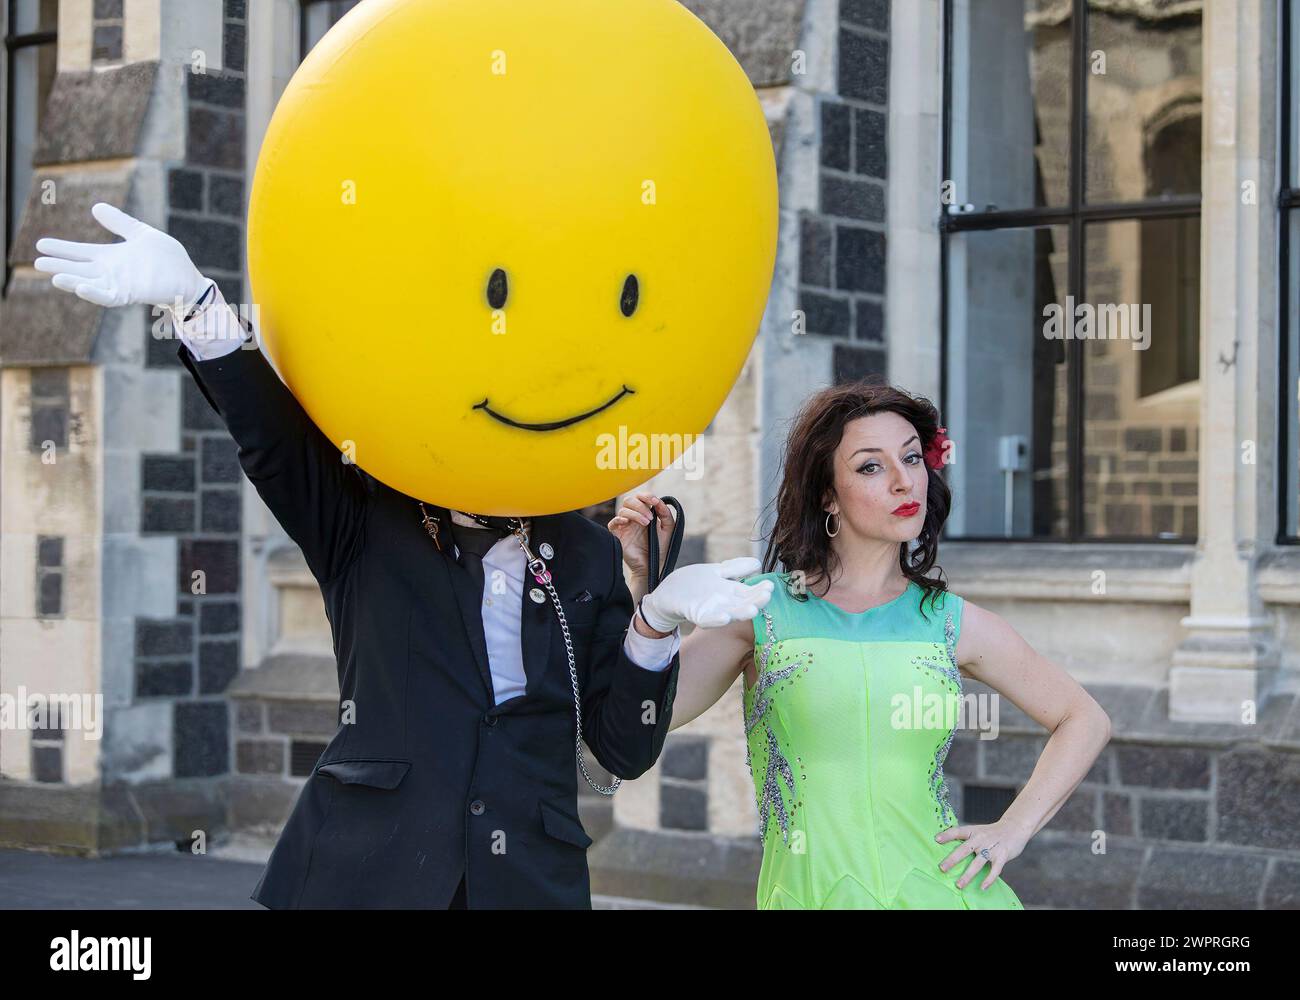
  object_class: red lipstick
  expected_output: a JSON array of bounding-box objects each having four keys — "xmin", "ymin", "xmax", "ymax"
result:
[{"xmin": 892, "ymin": 501, "xmax": 921, "ymax": 517}]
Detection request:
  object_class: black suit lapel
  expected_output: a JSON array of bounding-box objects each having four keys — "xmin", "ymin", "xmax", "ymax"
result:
[{"xmin": 423, "ymin": 504, "xmax": 496, "ymax": 703}]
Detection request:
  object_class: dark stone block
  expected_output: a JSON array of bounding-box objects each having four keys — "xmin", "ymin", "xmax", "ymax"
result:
[
  {"xmin": 136, "ymin": 619, "xmax": 193, "ymax": 657},
  {"xmin": 268, "ymin": 701, "xmax": 342, "ymax": 738},
  {"xmin": 200, "ymin": 436, "xmax": 241, "ymax": 483},
  {"xmin": 841, "ymin": 0, "xmax": 889, "ymax": 31},
  {"xmin": 854, "ymin": 107, "xmax": 887, "ymax": 178},
  {"xmin": 835, "ymin": 225, "xmax": 885, "ymax": 293},
  {"xmin": 168, "ymin": 214, "xmax": 241, "ymax": 272},
  {"xmin": 1102, "ymin": 791, "xmax": 1134, "ymax": 836},
  {"xmin": 838, "ymin": 28, "xmax": 888, "ymax": 105},
  {"xmin": 32, "ymin": 746, "xmax": 63, "ymax": 783},
  {"xmin": 1114, "ymin": 745, "xmax": 1210, "ymax": 789},
  {"xmin": 200, "ymin": 488, "xmax": 241, "ymax": 533},
  {"xmin": 169, "ymin": 169, "xmax": 203, "ymax": 211},
  {"xmin": 93, "ymin": 25, "xmax": 123, "ymax": 62},
  {"xmin": 176, "ymin": 597, "xmax": 194, "ymax": 617},
  {"xmin": 188, "ymin": 70, "xmax": 245, "ymax": 109},
  {"xmin": 1217, "ymin": 748, "xmax": 1300, "ymax": 850},
  {"xmin": 37, "ymin": 573, "xmax": 62, "ymax": 617},
  {"xmin": 799, "ymin": 215, "xmax": 832, "ymax": 287},
  {"xmin": 209, "ymin": 174, "xmax": 245, "ymax": 217},
  {"xmin": 142, "ymin": 454, "xmax": 196, "ymax": 493},
  {"xmin": 822, "ymin": 173, "xmax": 885, "ymax": 222},
  {"xmin": 223, "ymin": 21, "xmax": 246, "ymax": 73},
  {"xmin": 237, "ymin": 739, "xmax": 284, "ymax": 775},
  {"xmin": 236, "ymin": 700, "xmax": 263, "ymax": 733},
  {"xmin": 34, "ymin": 62, "xmax": 157, "ymax": 165},
  {"xmin": 1044, "ymin": 786, "xmax": 1100, "ymax": 833},
  {"xmin": 29, "ymin": 403, "xmax": 68, "ymax": 451},
  {"xmin": 661, "ymin": 738, "xmax": 708, "ymax": 781},
  {"xmin": 30, "ymin": 367, "xmax": 69, "ymax": 398},
  {"xmin": 798, "ymin": 289, "xmax": 851, "ymax": 338},
  {"xmin": 186, "ymin": 107, "xmax": 245, "ymax": 171},
  {"xmin": 660, "ymin": 782, "xmax": 708, "ymax": 831},
  {"xmin": 142, "ymin": 497, "xmax": 195, "ymax": 534},
  {"xmin": 146, "ymin": 311, "xmax": 181, "ymax": 368},
  {"xmin": 1138, "ymin": 795, "xmax": 1208, "ymax": 842},
  {"xmin": 136, "ymin": 660, "xmax": 193, "ymax": 698},
  {"xmin": 1008, "ymin": 838, "xmax": 1145, "ymax": 909},
  {"xmin": 182, "ymin": 378, "xmax": 226, "ymax": 431},
  {"xmin": 199, "ymin": 639, "xmax": 240, "ymax": 694},
  {"xmin": 982, "ymin": 735, "xmax": 1044, "ymax": 782},
  {"xmin": 213, "ymin": 275, "xmax": 243, "ymax": 307},
  {"xmin": 174, "ymin": 701, "xmax": 230, "ymax": 777},
  {"xmin": 225, "ymin": 0, "xmax": 247, "ymax": 20},
  {"xmin": 832, "ymin": 343, "xmax": 886, "ymax": 384},
  {"xmin": 1264, "ymin": 860, "xmax": 1300, "ymax": 908},
  {"xmin": 200, "ymin": 600, "xmax": 241, "ymax": 635},
  {"xmin": 855, "ymin": 298, "xmax": 883, "ymax": 341},
  {"xmin": 1137, "ymin": 846, "xmax": 1267, "ymax": 909},
  {"xmin": 37, "ymin": 536, "xmax": 63, "ymax": 567},
  {"xmin": 177, "ymin": 539, "xmax": 241, "ymax": 595},
  {"xmin": 94, "ymin": 0, "xmax": 124, "ymax": 17},
  {"xmin": 820, "ymin": 100, "xmax": 851, "ymax": 170}
]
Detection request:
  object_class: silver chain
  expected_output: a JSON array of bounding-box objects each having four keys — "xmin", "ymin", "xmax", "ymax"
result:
[{"xmin": 419, "ymin": 504, "xmax": 620, "ymax": 797}]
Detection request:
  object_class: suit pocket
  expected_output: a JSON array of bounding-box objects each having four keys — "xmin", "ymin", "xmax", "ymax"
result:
[
  {"xmin": 538, "ymin": 799, "xmax": 593, "ymax": 849},
  {"xmin": 315, "ymin": 757, "xmax": 411, "ymax": 789}
]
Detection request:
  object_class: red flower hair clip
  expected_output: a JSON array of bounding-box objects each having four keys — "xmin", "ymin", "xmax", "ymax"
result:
[{"xmin": 923, "ymin": 427, "xmax": 951, "ymax": 470}]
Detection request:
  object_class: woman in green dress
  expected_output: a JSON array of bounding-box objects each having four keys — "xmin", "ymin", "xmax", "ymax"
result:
[{"xmin": 611, "ymin": 379, "xmax": 1112, "ymax": 909}]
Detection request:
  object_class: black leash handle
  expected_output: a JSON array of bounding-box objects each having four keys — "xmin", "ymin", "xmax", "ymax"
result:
[{"xmin": 645, "ymin": 495, "xmax": 685, "ymax": 592}]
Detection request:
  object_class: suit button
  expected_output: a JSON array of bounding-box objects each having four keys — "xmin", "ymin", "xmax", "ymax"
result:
[
  {"xmin": 483, "ymin": 714, "xmax": 497, "ymax": 726},
  {"xmin": 469, "ymin": 799, "xmax": 485, "ymax": 815}
]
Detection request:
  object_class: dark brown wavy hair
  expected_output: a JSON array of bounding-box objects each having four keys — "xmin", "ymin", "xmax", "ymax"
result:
[{"xmin": 758, "ymin": 376, "xmax": 951, "ymax": 618}]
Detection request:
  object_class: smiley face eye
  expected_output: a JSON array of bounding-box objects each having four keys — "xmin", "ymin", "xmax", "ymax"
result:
[
  {"xmin": 620, "ymin": 274, "xmax": 639, "ymax": 317},
  {"xmin": 487, "ymin": 268, "xmax": 508, "ymax": 309}
]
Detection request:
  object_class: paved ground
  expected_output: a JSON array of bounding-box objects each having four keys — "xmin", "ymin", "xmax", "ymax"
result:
[
  {"xmin": 0, "ymin": 846, "xmax": 265, "ymax": 909},
  {"xmin": 0, "ymin": 845, "xmax": 701, "ymax": 909}
]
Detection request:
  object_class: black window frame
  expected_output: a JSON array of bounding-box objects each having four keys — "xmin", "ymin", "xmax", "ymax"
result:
[
  {"xmin": 1279, "ymin": 0, "xmax": 1300, "ymax": 544},
  {"xmin": 939, "ymin": 0, "xmax": 1202, "ymax": 544},
  {"xmin": 298, "ymin": 0, "xmax": 359, "ymax": 63},
  {"xmin": 2, "ymin": 0, "xmax": 57, "ymax": 294}
]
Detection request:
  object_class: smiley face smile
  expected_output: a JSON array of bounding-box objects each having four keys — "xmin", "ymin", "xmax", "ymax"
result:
[{"xmin": 472, "ymin": 384, "xmax": 636, "ymax": 431}]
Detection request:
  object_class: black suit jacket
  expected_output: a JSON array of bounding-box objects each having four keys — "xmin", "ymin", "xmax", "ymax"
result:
[{"xmin": 178, "ymin": 339, "xmax": 680, "ymax": 909}]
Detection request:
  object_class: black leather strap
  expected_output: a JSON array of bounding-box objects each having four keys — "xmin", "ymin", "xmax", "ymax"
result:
[{"xmin": 645, "ymin": 496, "xmax": 684, "ymax": 592}]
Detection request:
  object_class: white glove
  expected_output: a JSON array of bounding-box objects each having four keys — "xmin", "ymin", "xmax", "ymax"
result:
[
  {"xmin": 34, "ymin": 202, "xmax": 210, "ymax": 312},
  {"xmin": 639, "ymin": 557, "xmax": 775, "ymax": 631}
]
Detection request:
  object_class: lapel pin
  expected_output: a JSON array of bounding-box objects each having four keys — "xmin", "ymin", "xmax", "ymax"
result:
[
  {"xmin": 529, "ymin": 588, "xmax": 546, "ymax": 604},
  {"xmin": 539, "ymin": 542, "xmax": 554, "ymax": 560}
]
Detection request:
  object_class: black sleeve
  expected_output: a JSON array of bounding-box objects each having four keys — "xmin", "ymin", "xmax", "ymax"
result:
[
  {"xmin": 176, "ymin": 337, "xmax": 367, "ymax": 586},
  {"xmin": 578, "ymin": 533, "xmax": 679, "ymax": 780}
]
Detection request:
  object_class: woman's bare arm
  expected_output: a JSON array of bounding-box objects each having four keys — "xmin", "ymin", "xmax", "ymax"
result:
[
  {"xmin": 668, "ymin": 616, "xmax": 755, "ymax": 731},
  {"xmin": 956, "ymin": 600, "xmax": 1112, "ymax": 839}
]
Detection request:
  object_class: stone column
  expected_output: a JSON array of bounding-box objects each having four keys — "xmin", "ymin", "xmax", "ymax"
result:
[{"xmin": 1170, "ymin": 0, "xmax": 1281, "ymax": 721}]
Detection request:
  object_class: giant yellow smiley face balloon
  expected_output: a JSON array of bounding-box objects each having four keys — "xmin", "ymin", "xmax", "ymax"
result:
[{"xmin": 248, "ymin": 0, "xmax": 778, "ymax": 515}]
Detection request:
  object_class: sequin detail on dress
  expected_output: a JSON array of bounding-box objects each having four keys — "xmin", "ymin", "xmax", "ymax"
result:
[
  {"xmin": 909, "ymin": 611, "xmax": 962, "ymax": 826},
  {"xmin": 745, "ymin": 608, "xmax": 812, "ymax": 845}
]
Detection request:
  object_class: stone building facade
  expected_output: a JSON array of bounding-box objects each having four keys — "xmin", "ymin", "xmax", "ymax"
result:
[{"xmin": 0, "ymin": 0, "xmax": 1296, "ymax": 909}]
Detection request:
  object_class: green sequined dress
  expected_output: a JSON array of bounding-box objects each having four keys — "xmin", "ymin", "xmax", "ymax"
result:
[{"xmin": 738, "ymin": 571, "xmax": 1024, "ymax": 910}]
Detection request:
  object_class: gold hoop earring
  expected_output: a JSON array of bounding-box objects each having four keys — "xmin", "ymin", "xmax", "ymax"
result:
[{"xmin": 825, "ymin": 511, "xmax": 840, "ymax": 538}]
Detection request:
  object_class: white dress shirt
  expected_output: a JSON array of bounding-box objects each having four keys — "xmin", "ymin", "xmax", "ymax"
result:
[
  {"xmin": 447, "ymin": 516, "xmax": 681, "ymax": 707},
  {"xmin": 170, "ymin": 287, "xmax": 682, "ymax": 706}
]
